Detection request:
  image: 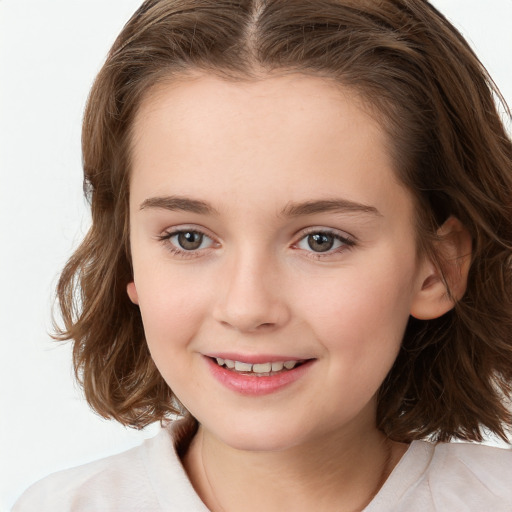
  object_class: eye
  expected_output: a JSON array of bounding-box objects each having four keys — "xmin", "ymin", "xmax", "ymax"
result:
[
  {"xmin": 295, "ymin": 230, "xmax": 354, "ymax": 254},
  {"xmin": 162, "ymin": 229, "xmax": 215, "ymax": 252}
]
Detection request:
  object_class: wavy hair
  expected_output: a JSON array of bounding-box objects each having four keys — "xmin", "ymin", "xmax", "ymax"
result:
[{"xmin": 56, "ymin": 0, "xmax": 512, "ymax": 441}]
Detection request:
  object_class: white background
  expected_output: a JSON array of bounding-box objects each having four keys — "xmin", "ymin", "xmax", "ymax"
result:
[{"xmin": 1, "ymin": 1, "xmax": 511, "ymax": 510}]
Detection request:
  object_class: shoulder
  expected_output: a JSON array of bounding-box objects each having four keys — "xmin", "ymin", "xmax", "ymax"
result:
[
  {"xmin": 422, "ymin": 441, "xmax": 512, "ymax": 510},
  {"xmin": 12, "ymin": 437, "xmax": 158, "ymax": 512},
  {"xmin": 12, "ymin": 420, "xmax": 206, "ymax": 512},
  {"xmin": 368, "ymin": 440, "xmax": 512, "ymax": 512},
  {"xmin": 432, "ymin": 441, "xmax": 512, "ymax": 491}
]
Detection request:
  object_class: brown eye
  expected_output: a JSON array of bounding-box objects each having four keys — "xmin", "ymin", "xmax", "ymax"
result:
[
  {"xmin": 295, "ymin": 230, "xmax": 353, "ymax": 256},
  {"xmin": 307, "ymin": 233, "xmax": 334, "ymax": 252},
  {"xmin": 176, "ymin": 231, "xmax": 204, "ymax": 250},
  {"xmin": 162, "ymin": 228, "xmax": 216, "ymax": 256}
]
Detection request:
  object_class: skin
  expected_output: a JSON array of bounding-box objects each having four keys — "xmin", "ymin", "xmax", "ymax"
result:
[{"xmin": 127, "ymin": 73, "xmax": 466, "ymax": 512}]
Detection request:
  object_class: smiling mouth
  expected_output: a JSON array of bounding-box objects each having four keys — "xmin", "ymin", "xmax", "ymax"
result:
[{"xmin": 211, "ymin": 357, "xmax": 307, "ymax": 376}]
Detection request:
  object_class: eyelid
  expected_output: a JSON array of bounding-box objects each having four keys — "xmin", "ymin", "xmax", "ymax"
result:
[
  {"xmin": 292, "ymin": 227, "xmax": 356, "ymax": 257},
  {"xmin": 158, "ymin": 223, "xmax": 218, "ymax": 240},
  {"xmin": 157, "ymin": 224, "xmax": 220, "ymax": 257},
  {"xmin": 294, "ymin": 226, "xmax": 356, "ymax": 243}
]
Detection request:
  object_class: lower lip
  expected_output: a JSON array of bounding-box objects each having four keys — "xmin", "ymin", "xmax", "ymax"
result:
[{"xmin": 206, "ymin": 357, "xmax": 314, "ymax": 396}]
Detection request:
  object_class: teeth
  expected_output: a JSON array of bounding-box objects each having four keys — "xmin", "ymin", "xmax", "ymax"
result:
[
  {"xmin": 271, "ymin": 361, "xmax": 284, "ymax": 372},
  {"xmin": 253, "ymin": 362, "xmax": 272, "ymax": 373},
  {"xmin": 234, "ymin": 361, "xmax": 253, "ymax": 372},
  {"xmin": 214, "ymin": 358, "xmax": 301, "ymax": 373}
]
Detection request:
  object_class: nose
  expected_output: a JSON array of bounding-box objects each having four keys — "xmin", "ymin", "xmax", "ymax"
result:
[{"xmin": 212, "ymin": 250, "xmax": 291, "ymax": 333}]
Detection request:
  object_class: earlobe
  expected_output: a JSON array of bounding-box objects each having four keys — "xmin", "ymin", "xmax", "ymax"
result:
[
  {"xmin": 410, "ymin": 217, "xmax": 472, "ymax": 320},
  {"xmin": 127, "ymin": 281, "xmax": 139, "ymax": 305}
]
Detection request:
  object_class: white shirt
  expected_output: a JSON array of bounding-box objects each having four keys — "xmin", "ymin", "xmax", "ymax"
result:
[{"xmin": 13, "ymin": 419, "xmax": 512, "ymax": 511}]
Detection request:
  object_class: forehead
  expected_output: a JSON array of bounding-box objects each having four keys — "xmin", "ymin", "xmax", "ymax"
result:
[
  {"xmin": 133, "ymin": 73, "xmax": 381, "ymax": 153},
  {"xmin": 129, "ymin": 73, "xmax": 413, "ymax": 221}
]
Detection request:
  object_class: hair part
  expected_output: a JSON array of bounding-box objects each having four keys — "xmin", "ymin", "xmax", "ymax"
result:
[{"xmin": 55, "ymin": 0, "xmax": 512, "ymax": 440}]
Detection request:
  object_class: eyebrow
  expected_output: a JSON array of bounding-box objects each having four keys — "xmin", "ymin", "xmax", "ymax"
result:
[
  {"xmin": 139, "ymin": 195, "xmax": 381, "ymax": 217},
  {"xmin": 281, "ymin": 199, "xmax": 381, "ymax": 217},
  {"xmin": 139, "ymin": 196, "xmax": 219, "ymax": 215}
]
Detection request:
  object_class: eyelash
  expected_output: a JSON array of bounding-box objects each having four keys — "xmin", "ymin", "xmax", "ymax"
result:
[
  {"xmin": 157, "ymin": 227, "xmax": 356, "ymax": 259},
  {"xmin": 293, "ymin": 229, "xmax": 356, "ymax": 259},
  {"xmin": 157, "ymin": 228, "xmax": 217, "ymax": 260}
]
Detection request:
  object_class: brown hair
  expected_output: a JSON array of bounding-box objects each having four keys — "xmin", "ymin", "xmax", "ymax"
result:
[{"xmin": 56, "ymin": 0, "xmax": 512, "ymax": 441}]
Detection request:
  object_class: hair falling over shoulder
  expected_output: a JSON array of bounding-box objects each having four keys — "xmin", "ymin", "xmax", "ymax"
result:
[{"xmin": 55, "ymin": 0, "xmax": 512, "ymax": 441}]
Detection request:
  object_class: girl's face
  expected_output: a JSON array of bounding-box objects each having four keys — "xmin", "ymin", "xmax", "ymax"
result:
[{"xmin": 128, "ymin": 73, "xmax": 431, "ymax": 451}]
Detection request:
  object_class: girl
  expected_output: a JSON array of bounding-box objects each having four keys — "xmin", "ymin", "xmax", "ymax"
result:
[{"xmin": 14, "ymin": 0, "xmax": 512, "ymax": 510}]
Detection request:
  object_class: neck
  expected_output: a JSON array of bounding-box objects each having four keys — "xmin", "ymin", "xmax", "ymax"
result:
[{"xmin": 183, "ymin": 420, "xmax": 407, "ymax": 512}]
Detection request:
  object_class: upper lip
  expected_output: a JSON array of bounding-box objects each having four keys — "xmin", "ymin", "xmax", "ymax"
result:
[{"xmin": 204, "ymin": 353, "xmax": 313, "ymax": 364}]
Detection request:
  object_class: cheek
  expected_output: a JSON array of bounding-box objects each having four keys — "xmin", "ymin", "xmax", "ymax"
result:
[
  {"xmin": 133, "ymin": 264, "xmax": 211, "ymax": 352},
  {"xmin": 133, "ymin": 267, "xmax": 214, "ymax": 402},
  {"xmin": 294, "ymin": 254, "xmax": 417, "ymax": 368}
]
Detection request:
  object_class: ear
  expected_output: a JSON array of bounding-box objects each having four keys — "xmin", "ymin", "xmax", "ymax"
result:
[
  {"xmin": 127, "ymin": 281, "xmax": 139, "ymax": 305},
  {"xmin": 410, "ymin": 217, "xmax": 472, "ymax": 320}
]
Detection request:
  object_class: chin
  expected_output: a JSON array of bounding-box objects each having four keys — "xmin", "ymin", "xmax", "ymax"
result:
[
  {"xmin": 222, "ymin": 433, "xmax": 301, "ymax": 453},
  {"xmin": 202, "ymin": 417, "xmax": 314, "ymax": 453}
]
